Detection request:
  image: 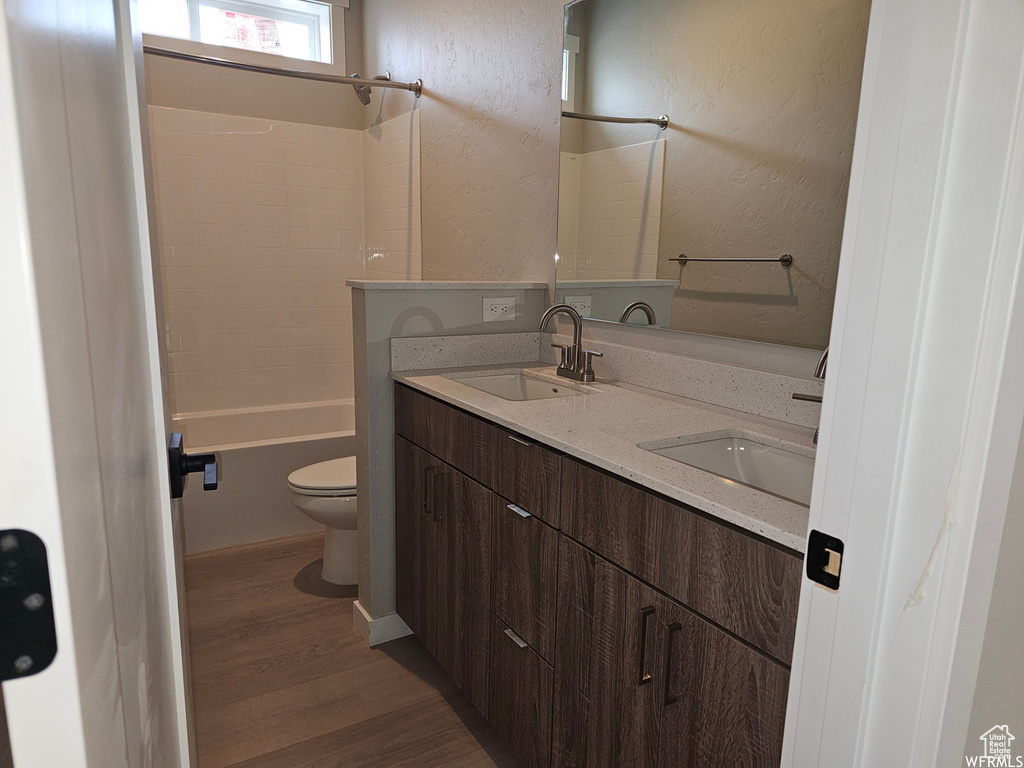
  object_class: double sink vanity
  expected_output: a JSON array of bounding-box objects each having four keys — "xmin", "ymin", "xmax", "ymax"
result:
[{"xmin": 390, "ymin": 329, "xmax": 819, "ymax": 768}]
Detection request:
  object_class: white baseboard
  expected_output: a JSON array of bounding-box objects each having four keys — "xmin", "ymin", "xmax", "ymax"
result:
[{"xmin": 352, "ymin": 600, "xmax": 413, "ymax": 647}]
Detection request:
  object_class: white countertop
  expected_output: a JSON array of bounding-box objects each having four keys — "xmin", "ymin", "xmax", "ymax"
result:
[{"xmin": 391, "ymin": 364, "xmax": 813, "ymax": 553}]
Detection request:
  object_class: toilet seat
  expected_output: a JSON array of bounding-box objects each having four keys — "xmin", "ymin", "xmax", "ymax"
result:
[{"xmin": 287, "ymin": 457, "xmax": 357, "ymax": 497}]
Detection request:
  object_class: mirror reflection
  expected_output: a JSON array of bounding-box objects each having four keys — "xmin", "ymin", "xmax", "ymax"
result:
[{"xmin": 555, "ymin": 0, "xmax": 871, "ymax": 348}]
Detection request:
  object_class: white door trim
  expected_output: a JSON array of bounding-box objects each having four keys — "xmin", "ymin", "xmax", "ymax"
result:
[{"xmin": 783, "ymin": 0, "xmax": 1024, "ymax": 765}]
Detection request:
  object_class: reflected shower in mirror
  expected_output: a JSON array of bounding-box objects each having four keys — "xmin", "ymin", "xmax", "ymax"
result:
[{"xmin": 554, "ymin": 0, "xmax": 871, "ymax": 348}]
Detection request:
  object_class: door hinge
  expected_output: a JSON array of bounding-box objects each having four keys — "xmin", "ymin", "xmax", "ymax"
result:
[
  {"xmin": 806, "ymin": 529, "xmax": 844, "ymax": 590},
  {"xmin": 1, "ymin": 529, "xmax": 58, "ymax": 681}
]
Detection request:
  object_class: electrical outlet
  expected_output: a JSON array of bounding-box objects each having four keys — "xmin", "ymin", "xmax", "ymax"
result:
[
  {"xmin": 564, "ymin": 295, "xmax": 593, "ymax": 316},
  {"xmin": 483, "ymin": 296, "xmax": 516, "ymax": 322}
]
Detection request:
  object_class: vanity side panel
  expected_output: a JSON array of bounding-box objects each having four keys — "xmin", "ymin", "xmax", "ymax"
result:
[{"xmin": 560, "ymin": 457, "xmax": 801, "ymax": 663}]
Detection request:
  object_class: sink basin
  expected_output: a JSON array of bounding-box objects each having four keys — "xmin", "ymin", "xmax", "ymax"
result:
[
  {"xmin": 644, "ymin": 433, "xmax": 815, "ymax": 506},
  {"xmin": 451, "ymin": 373, "xmax": 583, "ymax": 402}
]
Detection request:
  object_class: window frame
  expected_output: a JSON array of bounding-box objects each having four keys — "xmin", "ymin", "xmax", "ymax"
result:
[{"xmin": 142, "ymin": 0, "xmax": 349, "ymax": 74}]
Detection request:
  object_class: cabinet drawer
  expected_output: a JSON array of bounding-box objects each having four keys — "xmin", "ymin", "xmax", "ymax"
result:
[
  {"xmin": 560, "ymin": 457, "xmax": 802, "ymax": 663},
  {"xmin": 395, "ymin": 384, "xmax": 562, "ymax": 525},
  {"xmin": 488, "ymin": 614, "xmax": 554, "ymax": 768},
  {"xmin": 395, "ymin": 383, "xmax": 492, "ymax": 482},
  {"xmin": 491, "ymin": 497, "xmax": 559, "ymax": 662}
]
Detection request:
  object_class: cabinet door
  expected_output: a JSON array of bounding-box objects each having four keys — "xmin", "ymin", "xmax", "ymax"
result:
[
  {"xmin": 552, "ymin": 538, "xmax": 665, "ymax": 768},
  {"xmin": 394, "ymin": 435, "xmax": 442, "ymax": 657},
  {"xmin": 657, "ymin": 600, "xmax": 789, "ymax": 768},
  {"xmin": 435, "ymin": 465, "xmax": 493, "ymax": 716}
]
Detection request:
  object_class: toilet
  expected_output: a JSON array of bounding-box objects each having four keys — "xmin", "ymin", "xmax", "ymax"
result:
[{"xmin": 287, "ymin": 457, "xmax": 358, "ymax": 585}]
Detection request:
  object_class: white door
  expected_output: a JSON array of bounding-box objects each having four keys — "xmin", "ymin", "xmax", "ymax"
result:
[{"xmin": 0, "ymin": 0, "xmax": 193, "ymax": 766}]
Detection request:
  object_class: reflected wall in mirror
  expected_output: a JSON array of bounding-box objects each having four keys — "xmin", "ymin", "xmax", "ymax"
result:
[{"xmin": 555, "ymin": 0, "xmax": 871, "ymax": 348}]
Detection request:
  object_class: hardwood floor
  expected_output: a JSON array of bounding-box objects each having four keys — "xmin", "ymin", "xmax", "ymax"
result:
[{"xmin": 185, "ymin": 533, "xmax": 521, "ymax": 768}]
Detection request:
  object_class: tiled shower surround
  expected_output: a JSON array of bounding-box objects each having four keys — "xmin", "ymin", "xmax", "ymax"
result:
[{"xmin": 149, "ymin": 106, "xmax": 421, "ymax": 424}]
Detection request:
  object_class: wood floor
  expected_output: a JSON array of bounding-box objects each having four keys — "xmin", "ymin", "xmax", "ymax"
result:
[{"xmin": 185, "ymin": 533, "xmax": 521, "ymax": 768}]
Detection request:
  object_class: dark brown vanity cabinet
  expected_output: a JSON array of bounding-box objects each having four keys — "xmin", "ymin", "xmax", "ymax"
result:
[
  {"xmin": 394, "ymin": 384, "xmax": 800, "ymax": 768},
  {"xmin": 553, "ymin": 538, "xmax": 790, "ymax": 768},
  {"xmin": 394, "ymin": 434, "xmax": 492, "ymax": 716}
]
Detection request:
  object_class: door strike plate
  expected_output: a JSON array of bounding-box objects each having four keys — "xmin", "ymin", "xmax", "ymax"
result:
[{"xmin": 806, "ymin": 529, "xmax": 844, "ymax": 590}]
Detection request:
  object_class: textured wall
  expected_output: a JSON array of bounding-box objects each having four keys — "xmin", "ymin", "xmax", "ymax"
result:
[
  {"xmin": 566, "ymin": 0, "xmax": 870, "ymax": 348},
  {"xmin": 361, "ymin": 0, "xmax": 564, "ymax": 282}
]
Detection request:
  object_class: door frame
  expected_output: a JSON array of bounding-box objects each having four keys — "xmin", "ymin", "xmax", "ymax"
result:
[{"xmin": 782, "ymin": 0, "xmax": 1024, "ymax": 765}]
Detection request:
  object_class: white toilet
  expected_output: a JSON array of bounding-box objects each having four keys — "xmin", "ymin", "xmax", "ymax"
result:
[{"xmin": 287, "ymin": 457, "xmax": 358, "ymax": 585}]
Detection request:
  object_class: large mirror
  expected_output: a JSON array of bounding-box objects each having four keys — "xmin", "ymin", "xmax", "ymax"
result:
[{"xmin": 555, "ymin": 0, "xmax": 871, "ymax": 348}]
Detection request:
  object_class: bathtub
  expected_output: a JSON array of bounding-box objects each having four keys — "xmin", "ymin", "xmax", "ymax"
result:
[{"xmin": 175, "ymin": 400, "xmax": 357, "ymax": 555}]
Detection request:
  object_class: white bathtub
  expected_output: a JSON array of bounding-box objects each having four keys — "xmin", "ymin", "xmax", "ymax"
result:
[{"xmin": 174, "ymin": 400, "xmax": 357, "ymax": 555}]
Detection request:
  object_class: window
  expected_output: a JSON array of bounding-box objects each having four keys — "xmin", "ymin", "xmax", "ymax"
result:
[
  {"xmin": 140, "ymin": 0, "xmax": 334, "ymax": 64},
  {"xmin": 562, "ymin": 34, "xmax": 580, "ymax": 111}
]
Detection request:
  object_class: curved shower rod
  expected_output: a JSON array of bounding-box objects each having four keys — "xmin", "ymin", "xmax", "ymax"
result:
[
  {"xmin": 562, "ymin": 110, "xmax": 669, "ymax": 130},
  {"xmin": 143, "ymin": 45, "xmax": 423, "ymax": 98}
]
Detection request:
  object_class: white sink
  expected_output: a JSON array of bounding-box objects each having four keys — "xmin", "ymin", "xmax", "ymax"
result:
[
  {"xmin": 450, "ymin": 373, "xmax": 584, "ymax": 402},
  {"xmin": 644, "ymin": 433, "xmax": 815, "ymax": 506}
]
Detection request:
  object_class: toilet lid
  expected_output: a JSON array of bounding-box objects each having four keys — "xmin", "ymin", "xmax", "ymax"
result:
[{"xmin": 288, "ymin": 457, "xmax": 357, "ymax": 497}]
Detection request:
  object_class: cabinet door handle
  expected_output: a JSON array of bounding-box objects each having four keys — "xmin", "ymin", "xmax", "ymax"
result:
[
  {"xmin": 423, "ymin": 466, "xmax": 436, "ymax": 516},
  {"xmin": 507, "ymin": 433, "xmax": 534, "ymax": 447},
  {"xmin": 663, "ymin": 621, "xmax": 682, "ymax": 705},
  {"xmin": 507, "ymin": 503, "xmax": 531, "ymax": 518},
  {"xmin": 637, "ymin": 605, "xmax": 656, "ymax": 686},
  {"xmin": 504, "ymin": 628, "xmax": 529, "ymax": 649},
  {"xmin": 433, "ymin": 471, "xmax": 446, "ymax": 522}
]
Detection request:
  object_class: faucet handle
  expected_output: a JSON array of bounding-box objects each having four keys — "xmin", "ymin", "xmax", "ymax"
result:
[{"xmin": 583, "ymin": 349, "xmax": 603, "ymax": 376}]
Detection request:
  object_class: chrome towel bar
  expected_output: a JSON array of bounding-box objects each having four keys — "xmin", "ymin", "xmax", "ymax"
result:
[{"xmin": 669, "ymin": 254, "xmax": 794, "ymax": 267}]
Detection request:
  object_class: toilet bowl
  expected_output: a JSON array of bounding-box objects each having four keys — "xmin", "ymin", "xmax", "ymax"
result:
[{"xmin": 287, "ymin": 457, "xmax": 358, "ymax": 585}]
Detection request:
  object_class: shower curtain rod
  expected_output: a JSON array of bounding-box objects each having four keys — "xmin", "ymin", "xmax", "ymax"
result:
[
  {"xmin": 562, "ymin": 110, "xmax": 669, "ymax": 130},
  {"xmin": 143, "ymin": 45, "xmax": 423, "ymax": 97}
]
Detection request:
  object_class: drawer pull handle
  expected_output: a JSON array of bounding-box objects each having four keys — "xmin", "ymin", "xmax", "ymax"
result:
[
  {"xmin": 504, "ymin": 628, "xmax": 529, "ymax": 649},
  {"xmin": 507, "ymin": 433, "xmax": 534, "ymax": 447},
  {"xmin": 663, "ymin": 621, "xmax": 682, "ymax": 705},
  {"xmin": 637, "ymin": 605, "xmax": 655, "ymax": 686},
  {"xmin": 507, "ymin": 503, "xmax": 532, "ymax": 518}
]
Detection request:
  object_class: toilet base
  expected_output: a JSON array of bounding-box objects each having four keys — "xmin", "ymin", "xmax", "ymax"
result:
[{"xmin": 321, "ymin": 527, "xmax": 358, "ymax": 585}]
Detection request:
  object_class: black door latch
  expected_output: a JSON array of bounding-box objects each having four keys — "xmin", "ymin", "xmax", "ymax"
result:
[
  {"xmin": 1, "ymin": 530, "xmax": 58, "ymax": 681},
  {"xmin": 806, "ymin": 529, "xmax": 844, "ymax": 590},
  {"xmin": 167, "ymin": 432, "xmax": 218, "ymax": 499}
]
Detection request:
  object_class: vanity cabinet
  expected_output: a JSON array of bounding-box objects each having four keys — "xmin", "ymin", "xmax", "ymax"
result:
[
  {"xmin": 394, "ymin": 384, "xmax": 801, "ymax": 768},
  {"xmin": 553, "ymin": 538, "xmax": 789, "ymax": 768},
  {"xmin": 561, "ymin": 457, "xmax": 802, "ymax": 664}
]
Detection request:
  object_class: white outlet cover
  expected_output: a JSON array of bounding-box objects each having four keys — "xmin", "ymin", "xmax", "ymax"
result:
[
  {"xmin": 483, "ymin": 296, "xmax": 516, "ymax": 322},
  {"xmin": 564, "ymin": 294, "xmax": 593, "ymax": 316}
]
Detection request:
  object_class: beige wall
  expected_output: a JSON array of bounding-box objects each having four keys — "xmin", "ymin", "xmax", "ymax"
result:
[
  {"xmin": 565, "ymin": 0, "xmax": 870, "ymax": 348},
  {"xmin": 360, "ymin": 0, "xmax": 564, "ymax": 283}
]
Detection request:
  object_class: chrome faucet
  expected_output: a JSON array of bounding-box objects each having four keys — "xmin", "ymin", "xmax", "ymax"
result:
[
  {"xmin": 539, "ymin": 303, "xmax": 603, "ymax": 383},
  {"xmin": 814, "ymin": 346, "xmax": 829, "ymax": 379},
  {"xmin": 619, "ymin": 301, "xmax": 657, "ymax": 325},
  {"xmin": 792, "ymin": 345, "xmax": 830, "ymax": 444}
]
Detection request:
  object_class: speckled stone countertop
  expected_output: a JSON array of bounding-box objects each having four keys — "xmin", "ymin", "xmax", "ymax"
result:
[{"xmin": 391, "ymin": 364, "xmax": 814, "ymax": 554}]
